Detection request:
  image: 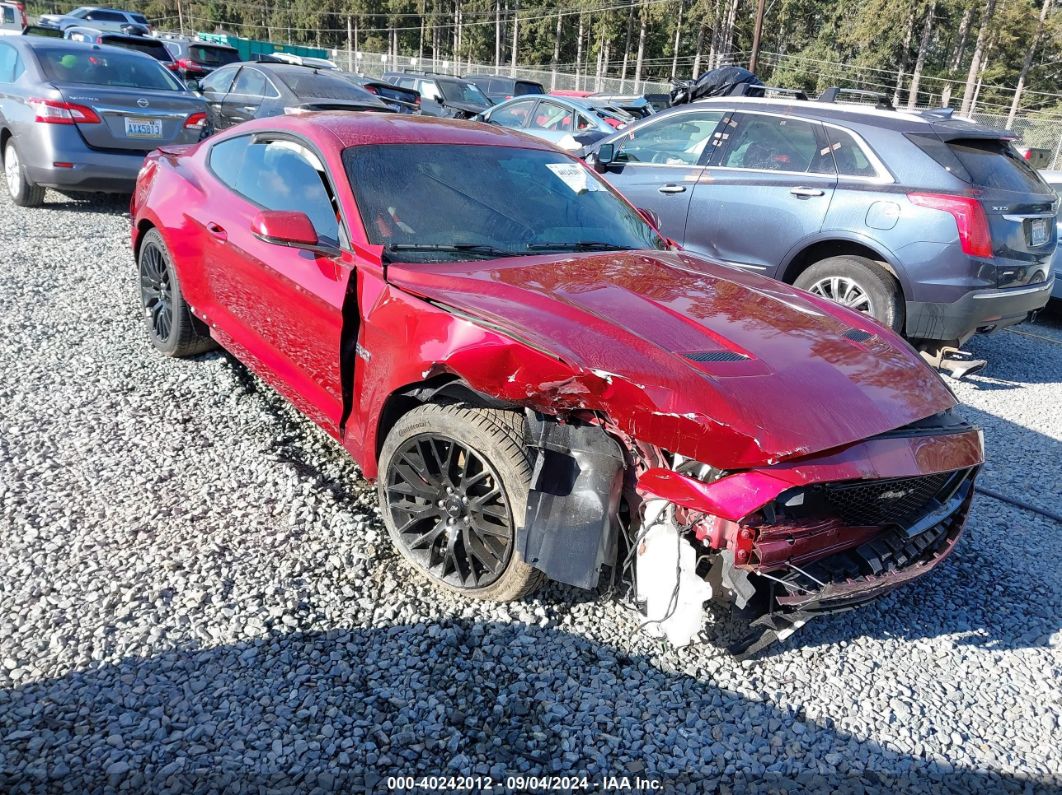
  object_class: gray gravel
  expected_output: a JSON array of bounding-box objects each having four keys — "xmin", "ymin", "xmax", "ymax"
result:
[{"xmin": 0, "ymin": 187, "xmax": 1060, "ymax": 794}]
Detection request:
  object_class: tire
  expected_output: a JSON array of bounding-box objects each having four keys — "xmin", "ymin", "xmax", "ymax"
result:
[
  {"xmin": 378, "ymin": 403, "xmax": 545, "ymax": 602},
  {"xmin": 138, "ymin": 228, "xmax": 215, "ymax": 357},
  {"xmin": 793, "ymin": 255, "xmax": 904, "ymax": 333},
  {"xmin": 3, "ymin": 139, "xmax": 46, "ymax": 208}
]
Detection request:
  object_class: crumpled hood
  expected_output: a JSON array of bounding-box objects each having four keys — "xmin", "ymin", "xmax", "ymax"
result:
[{"xmin": 386, "ymin": 250, "xmax": 957, "ymax": 468}]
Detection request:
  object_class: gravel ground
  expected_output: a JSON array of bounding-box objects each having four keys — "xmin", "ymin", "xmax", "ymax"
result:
[{"xmin": 0, "ymin": 188, "xmax": 1060, "ymax": 794}]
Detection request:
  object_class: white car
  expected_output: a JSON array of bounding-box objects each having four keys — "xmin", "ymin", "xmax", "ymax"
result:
[
  {"xmin": 36, "ymin": 6, "xmax": 149, "ymax": 33},
  {"xmin": 0, "ymin": 2, "xmax": 26, "ymax": 35}
]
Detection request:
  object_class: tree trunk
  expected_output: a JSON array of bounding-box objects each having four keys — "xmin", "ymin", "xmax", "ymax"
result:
[
  {"xmin": 892, "ymin": 1, "xmax": 916, "ymax": 107},
  {"xmin": 576, "ymin": 14, "xmax": 585, "ymax": 90},
  {"xmin": 634, "ymin": 4, "xmax": 647, "ymax": 91},
  {"xmin": 906, "ymin": 0, "xmax": 937, "ymax": 109},
  {"xmin": 595, "ymin": 23, "xmax": 605, "ymax": 90},
  {"xmin": 709, "ymin": 0, "xmax": 722, "ymax": 68},
  {"xmin": 495, "ymin": 0, "xmax": 502, "ymax": 69},
  {"xmin": 347, "ymin": 16, "xmax": 353, "ymax": 72},
  {"xmin": 692, "ymin": 18, "xmax": 707, "ymax": 78},
  {"xmin": 670, "ymin": 0, "xmax": 684, "ymax": 81},
  {"xmin": 960, "ymin": 0, "xmax": 998, "ymax": 116},
  {"xmin": 721, "ymin": 0, "xmax": 740, "ymax": 66},
  {"xmin": 948, "ymin": 7, "xmax": 972, "ymax": 72},
  {"xmin": 1007, "ymin": 0, "xmax": 1053, "ymax": 128},
  {"xmin": 510, "ymin": 8, "xmax": 518, "ymax": 76},
  {"xmin": 551, "ymin": 12, "xmax": 562, "ymax": 89},
  {"xmin": 620, "ymin": 2, "xmax": 634, "ymax": 90}
]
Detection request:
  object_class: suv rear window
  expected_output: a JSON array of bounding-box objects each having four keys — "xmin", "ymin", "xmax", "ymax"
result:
[
  {"xmin": 913, "ymin": 135, "xmax": 1048, "ymax": 193},
  {"xmin": 514, "ymin": 81, "xmax": 543, "ymax": 96},
  {"xmin": 190, "ymin": 45, "xmax": 239, "ymax": 66}
]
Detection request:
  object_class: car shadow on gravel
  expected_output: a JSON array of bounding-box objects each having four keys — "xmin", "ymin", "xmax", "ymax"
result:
[
  {"xmin": 39, "ymin": 191, "xmax": 132, "ymax": 216},
  {"xmin": 0, "ymin": 622, "xmax": 1053, "ymax": 794}
]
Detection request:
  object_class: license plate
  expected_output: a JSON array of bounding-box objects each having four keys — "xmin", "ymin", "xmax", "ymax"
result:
[
  {"xmin": 124, "ymin": 117, "xmax": 162, "ymax": 139},
  {"xmin": 1030, "ymin": 217, "xmax": 1049, "ymax": 246}
]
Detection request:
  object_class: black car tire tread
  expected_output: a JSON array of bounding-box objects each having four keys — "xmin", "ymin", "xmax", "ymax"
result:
[
  {"xmin": 139, "ymin": 229, "xmax": 216, "ymax": 358},
  {"xmin": 794, "ymin": 255, "xmax": 905, "ymax": 333},
  {"xmin": 378, "ymin": 403, "xmax": 545, "ymax": 602},
  {"xmin": 4, "ymin": 140, "xmax": 46, "ymax": 208}
]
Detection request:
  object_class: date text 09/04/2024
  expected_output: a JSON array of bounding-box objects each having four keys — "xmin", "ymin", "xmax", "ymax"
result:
[{"xmin": 385, "ymin": 775, "xmax": 663, "ymax": 790}]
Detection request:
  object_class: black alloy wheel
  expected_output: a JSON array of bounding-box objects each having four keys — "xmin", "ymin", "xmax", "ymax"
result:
[
  {"xmin": 140, "ymin": 240, "xmax": 174, "ymax": 344},
  {"xmin": 385, "ymin": 432, "xmax": 513, "ymax": 589}
]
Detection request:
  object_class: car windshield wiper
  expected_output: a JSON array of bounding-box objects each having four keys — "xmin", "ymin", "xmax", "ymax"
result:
[
  {"xmin": 383, "ymin": 243, "xmax": 529, "ymax": 259},
  {"xmin": 526, "ymin": 241, "xmax": 632, "ymax": 252}
]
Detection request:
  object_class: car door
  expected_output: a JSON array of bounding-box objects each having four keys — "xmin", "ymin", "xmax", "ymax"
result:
[
  {"xmin": 193, "ymin": 133, "xmax": 350, "ymax": 432},
  {"xmin": 685, "ymin": 111, "xmax": 837, "ymax": 277},
  {"xmin": 595, "ymin": 108, "xmax": 726, "ymax": 245},
  {"xmin": 198, "ymin": 64, "xmax": 238, "ymax": 129},
  {"xmin": 218, "ymin": 67, "xmax": 271, "ymax": 127},
  {"xmin": 524, "ymin": 99, "xmax": 575, "ymax": 147},
  {"xmin": 81, "ymin": 9, "xmax": 125, "ymax": 31}
]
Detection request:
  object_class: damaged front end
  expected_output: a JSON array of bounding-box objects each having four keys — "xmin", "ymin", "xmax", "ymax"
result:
[
  {"xmin": 518, "ymin": 409, "xmax": 983, "ymax": 657},
  {"xmin": 632, "ymin": 416, "xmax": 983, "ymax": 655}
]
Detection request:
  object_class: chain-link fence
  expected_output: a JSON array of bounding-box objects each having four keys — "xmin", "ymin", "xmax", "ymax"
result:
[
  {"xmin": 323, "ymin": 46, "xmax": 1062, "ymax": 167},
  {"xmin": 326, "ymin": 47, "xmax": 673, "ymax": 96}
]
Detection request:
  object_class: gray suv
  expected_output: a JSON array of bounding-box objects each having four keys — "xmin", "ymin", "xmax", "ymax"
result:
[{"xmin": 585, "ymin": 94, "xmax": 1057, "ymax": 346}]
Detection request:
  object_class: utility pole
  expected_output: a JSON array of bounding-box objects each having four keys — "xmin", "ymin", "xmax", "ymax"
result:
[
  {"xmin": 347, "ymin": 16, "xmax": 354, "ymax": 72},
  {"xmin": 510, "ymin": 7, "xmax": 518, "ymax": 76},
  {"xmin": 176, "ymin": 0, "xmax": 185, "ymax": 36},
  {"xmin": 748, "ymin": 0, "xmax": 766, "ymax": 73}
]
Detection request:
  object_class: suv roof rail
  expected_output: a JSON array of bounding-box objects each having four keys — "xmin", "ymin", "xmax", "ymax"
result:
[
  {"xmin": 818, "ymin": 86, "xmax": 895, "ymax": 111},
  {"xmin": 733, "ymin": 83, "xmax": 809, "ymax": 100}
]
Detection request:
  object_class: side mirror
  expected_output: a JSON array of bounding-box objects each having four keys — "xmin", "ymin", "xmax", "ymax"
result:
[
  {"xmin": 251, "ymin": 210, "xmax": 336, "ymax": 256},
  {"xmin": 593, "ymin": 142, "xmax": 616, "ymax": 173},
  {"xmin": 637, "ymin": 207, "xmax": 662, "ymax": 230}
]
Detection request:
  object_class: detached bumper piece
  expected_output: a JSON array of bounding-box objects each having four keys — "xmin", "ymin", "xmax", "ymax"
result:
[{"xmin": 729, "ymin": 472, "xmax": 976, "ymax": 658}]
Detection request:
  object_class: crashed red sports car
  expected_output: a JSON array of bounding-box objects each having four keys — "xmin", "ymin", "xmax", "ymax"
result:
[{"xmin": 130, "ymin": 114, "xmax": 983, "ymax": 654}]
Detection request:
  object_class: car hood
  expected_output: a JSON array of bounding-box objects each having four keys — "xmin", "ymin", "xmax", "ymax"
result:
[{"xmin": 387, "ymin": 250, "xmax": 957, "ymax": 469}]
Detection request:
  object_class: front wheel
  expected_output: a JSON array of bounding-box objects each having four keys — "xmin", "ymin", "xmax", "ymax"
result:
[
  {"xmin": 4, "ymin": 140, "xmax": 46, "ymax": 208},
  {"xmin": 378, "ymin": 403, "xmax": 544, "ymax": 601},
  {"xmin": 794, "ymin": 255, "xmax": 904, "ymax": 333}
]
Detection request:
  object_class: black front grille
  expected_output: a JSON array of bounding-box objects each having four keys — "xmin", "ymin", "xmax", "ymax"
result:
[{"xmin": 819, "ymin": 472, "xmax": 953, "ymax": 527}]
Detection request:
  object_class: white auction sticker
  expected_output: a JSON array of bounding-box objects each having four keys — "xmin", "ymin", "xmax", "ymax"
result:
[{"xmin": 546, "ymin": 162, "xmax": 605, "ymax": 194}]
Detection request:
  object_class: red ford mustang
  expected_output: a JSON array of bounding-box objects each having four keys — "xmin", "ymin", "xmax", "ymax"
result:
[{"xmin": 130, "ymin": 114, "xmax": 983, "ymax": 654}]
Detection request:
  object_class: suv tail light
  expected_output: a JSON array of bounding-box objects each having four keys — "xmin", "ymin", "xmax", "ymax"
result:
[
  {"xmin": 908, "ymin": 192, "xmax": 993, "ymax": 258},
  {"xmin": 28, "ymin": 98, "xmax": 101, "ymax": 125},
  {"xmin": 177, "ymin": 59, "xmax": 205, "ymax": 74},
  {"xmin": 184, "ymin": 112, "xmax": 207, "ymax": 129}
]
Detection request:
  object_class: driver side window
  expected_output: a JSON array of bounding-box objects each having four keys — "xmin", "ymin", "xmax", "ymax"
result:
[
  {"xmin": 614, "ymin": 111, "xmax": 724, "ymax": 166},
  {"xmin": 209, "ymin": 136, "xmax": 341, "ymax": 245}
]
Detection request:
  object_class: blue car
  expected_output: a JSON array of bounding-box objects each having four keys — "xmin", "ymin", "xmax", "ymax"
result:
[{"xmin": 584, "ymin": 91, "xmax": 1057, "ymax": 346}]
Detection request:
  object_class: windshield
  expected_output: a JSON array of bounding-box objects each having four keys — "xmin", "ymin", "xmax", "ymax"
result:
[
  {"xmin": 343, "ymin": 143, "xmax": 664, "ymax": 262},
  {"xmin": 38, "ymin": 47, "xmax": 183, "ymax": 90},
  {"xmin": 190, "ymin": 44, "xmax": 239, "ymax": 66},
  {"xmin": 438, "ymin": 79, "xmax": 490, "ymax": 107}
]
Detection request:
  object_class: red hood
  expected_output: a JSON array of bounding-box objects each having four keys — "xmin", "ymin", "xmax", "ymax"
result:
[{"xmin": 386, "ymin": 250, "xmax": 957, "ymax": 469}]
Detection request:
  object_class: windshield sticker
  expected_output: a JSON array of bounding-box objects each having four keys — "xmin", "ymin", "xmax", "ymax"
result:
[{"xmin": 546, "ymin": 163, "xmax": 606, "ymax": 194}]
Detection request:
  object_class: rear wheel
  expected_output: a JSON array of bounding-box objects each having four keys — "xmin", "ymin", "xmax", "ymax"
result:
[
  {"xmin": 378, "ymin": 403, "xmax": 544, "ymax": 601},
  {"xmin": 138, "ymin": 229, "xmax": 215, "ymax": 357},
  {"xmin": 3, "ymin": 140, "xmax": 46, "ymax": 208},
  {"xmin": 794, "ymin": 255, "xmax": 904, "ymax": 333}
]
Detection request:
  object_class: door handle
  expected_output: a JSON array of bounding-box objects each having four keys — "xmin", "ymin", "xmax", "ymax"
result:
[
  {"xmin": 658, "ymin": 184, "xmax": 687, "ymax": 194},
  {"xmin": 206, "ymin": 222, "xmax": 227, "ymax": 241},
  {"xmin": 790, "ymin": 186, "xmax": 825, "ymax": 198},
  {"xmin": 242, "ymin": 106, "xmax": 258, "ymax": 113}
]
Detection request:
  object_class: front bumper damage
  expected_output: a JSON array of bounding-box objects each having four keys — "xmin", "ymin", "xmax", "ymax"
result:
[{"xmin": 520, "ymin": 411, "xmax": 984, "ymax": 656}]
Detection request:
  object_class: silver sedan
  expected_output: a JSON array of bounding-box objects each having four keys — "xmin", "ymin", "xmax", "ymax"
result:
[
  {"xmin": 477, "ymin": 95, "xmax": 632, "ymax": 152},
  {"xmin": 1040, "ymin": 169, "xmax": 1062, "ymax": 300}
]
